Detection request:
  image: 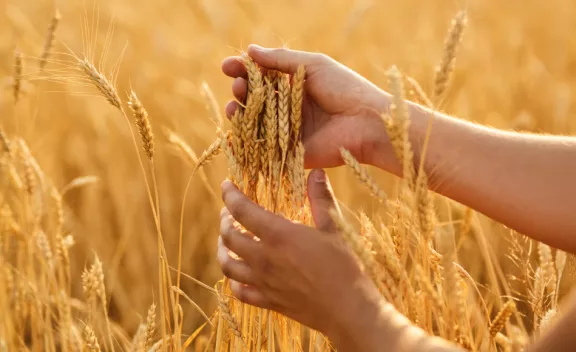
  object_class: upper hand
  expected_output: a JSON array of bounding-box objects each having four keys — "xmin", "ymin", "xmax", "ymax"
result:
[{"xmin": 222, "ymin": 45, "xmax": 391, "ymax": 169}]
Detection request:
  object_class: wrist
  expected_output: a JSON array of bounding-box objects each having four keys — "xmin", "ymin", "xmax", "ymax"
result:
[
  {"xmin": 323, "ymin": 278, "xmax": 387, "ymax": 351},
  {"xmin": 365, "ymin": 88, "xmax": 433, "ymax": 178}
]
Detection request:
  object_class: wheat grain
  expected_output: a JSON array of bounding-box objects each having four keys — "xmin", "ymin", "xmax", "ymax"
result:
[
  {"xmin": 39, "ymin": 10, "xmax": 61, "ymax": 71},
  {"xmin": 79, "ymin": 59, "xmax": 122, "ymax": 110},
  {"xmin": 264, "ymin": 75, "xmax": 279, "ymax": 168},
  {"xmin": 130, "ymin": 323, "xmax": 146, "ymax": 352},
  {"xmin": 277, "ymin": 73, "xmax": 291, "ymax": 164},
  {"xmin": 242, "ymin": 54, "xmax": 263, "ymax": 93},
  {"xmin": 36, "ymin": 230, "xmax": 54, "ymax": 271},
  {"xmin": 288, "ymin": 142, "xmax": 305, "ymax": 209},
  {"xmin": 433, "ymin": 10, "xmax": 468, "ymax": 102},
  {"xmin": 290, "ymin": 65, "xmax": 305, "ymax": 142},
  {"xmin": 128, "ymin": 91, "xmax": 154, "ymax": 160},
  {"xmin": 218, "ymin": 295, "xmax": 242, "ymax": 339},
  {"xmin": 489, "ymin": 301, "xmax": 516, "ymax": 337},
  {"xmin": 84, "ymin": 325, "xmax": 101, "ymax": 352},
  {"xmin": 193, "ymin": 137, "xmax": 223, "ymax": 174},
  {"xmin": 13, "ymin": 48, "xmax": 22, "ymax": 104},
  {"xmin": 145, "ymin": 303, "xmax": 157, "ymax": 349},
  {"xmin": 537, "ymin": 242, "xmax": 557, "ymax": 294},
  {"xmin": 386, "ymin": 66, "xmax": 416, "ymax": 189},
  {"xmin": 0, "ymin": 128, "xmax": 11, "ymax": 154},
  {"xmin": 340, "ymin": 148, "xmax": 387, "ymax": 203}
]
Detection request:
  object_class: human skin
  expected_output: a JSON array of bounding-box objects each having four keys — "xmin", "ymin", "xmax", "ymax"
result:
[{"xmin": 216, "ymin": 44, "xmax": 576, "ymax": 351}]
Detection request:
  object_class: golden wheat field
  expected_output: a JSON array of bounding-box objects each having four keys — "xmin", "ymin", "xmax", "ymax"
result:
[{"xmin": 1, "ymin": 0, "xmax": 576, "ymax": 351}]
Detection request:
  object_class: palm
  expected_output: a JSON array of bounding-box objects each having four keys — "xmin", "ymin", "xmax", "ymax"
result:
[{"xmin": 300, "ymin": 58, "xmax": 388, "ymax": 169}]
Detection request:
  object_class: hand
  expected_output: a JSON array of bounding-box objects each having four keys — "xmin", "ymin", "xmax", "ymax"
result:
[
  {"xmin": 222, "ymin": 44, "xmax": 392, "ymax": 169},
  {"xmin": 216, "ymin": 168, "xmax": 381, "ymax": 340}
]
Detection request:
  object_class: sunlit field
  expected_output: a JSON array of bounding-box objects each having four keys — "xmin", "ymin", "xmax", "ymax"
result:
[{"xmin": 1, "ymin": 0, "xmax": 575, "ymax": 350}]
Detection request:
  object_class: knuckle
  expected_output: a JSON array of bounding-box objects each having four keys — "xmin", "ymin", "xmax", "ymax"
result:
[
  {"xmin": 256, "ymin": 255, "xmax": 276, "ymax": 278},
  {"xmin": 220, "ymin": 259, "xmax": 233, "ymax": 279},
  {"xmin": 235, "ymin": 288, "xmax": 248, "ymax": 304},
  {"xmin": 226, "ymin": 194, "xmax": 244, "ymax": 219},
  {"xmin": 274, "ymin": 47, "xmax": 289, "ymax": 55},
  {"xmin": 315, "ymin": 53, "xmax": 331, "ymax": 64},
  {"xmin": 220, "ymin": 207, "xmax": 228, "ymax": 220},
  {"xmin": 221, "ymin": 230, "xmax": 231, "ymax": 247},
  {"xmin": 220, "ymin": 222, "xmax": 234, "ymax": 246}
]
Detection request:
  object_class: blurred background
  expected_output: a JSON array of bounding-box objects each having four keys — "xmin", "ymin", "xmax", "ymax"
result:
[{"xmin": 1, "ymin": 0, "xmax": 575, "ymax": 336}]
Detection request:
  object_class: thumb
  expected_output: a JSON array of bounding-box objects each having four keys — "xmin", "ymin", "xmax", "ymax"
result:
[
  {"xmin": 247, "ymin": 44, "xmax": 319, "ymax": 74},
  {"xmin": 307, "ymin": 169, "xmax": 340, "ymax": 233}
]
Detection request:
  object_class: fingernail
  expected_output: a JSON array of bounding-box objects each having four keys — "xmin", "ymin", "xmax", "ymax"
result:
[
  {"xmin": 248, "ymin": 44, "xmax": 264, "ymax": 52},
  {"xmin": 221, "ymin": 179, "xmax": 234, "ymax": 191},
  {"xmin": 313, "ymin": 169, "xmax": 326, "ymax": 183}
]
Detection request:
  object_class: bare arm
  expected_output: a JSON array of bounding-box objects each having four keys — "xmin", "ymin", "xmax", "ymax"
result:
[
  {"xmin": 328, "ymin": 292, "xmax": 464, "ymax": 352},
  {"xmin": 369, "ymin": 91, "xmax": 576, "ymax": 253},
  {"xmin": 525, "ymin": 293, "xmax": 576, "ymax": 352}
]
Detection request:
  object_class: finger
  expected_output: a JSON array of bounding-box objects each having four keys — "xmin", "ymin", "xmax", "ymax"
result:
[
  {"xmin": 221, "ymin": 180, "xmax": 288, "ymax": 241},
  {"xmin": 225, "ymin": 100, "xmax": 240, "ymax": 119},
  {"xmin": 220, "ymin": 208, "xmax": 261, "ymax": 260},
  {"xmin": 307, "ymin": 169, "xmax": 340, "ymax": 233},
  {"xmin": 230, "ymin": 280, "xmax": 274, "ymax": 310},
  {"xmin": 232, "ymin": 77, "xmax": 248, "ymax": 102},
  {"xmin": 222, "ymin": 56, "xmax": 247, "ymax": 78},
  {"xmin": 247, "ymin": 44, "xmax": 320, "ymax": 74},
  {"xmin": 217, "ymin": 238, "xmax": 256, "ymax": 286}
]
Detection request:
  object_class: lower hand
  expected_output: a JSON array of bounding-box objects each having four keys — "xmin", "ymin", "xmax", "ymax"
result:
[{"xmin": 217, "ymin": 169, "xmax": 380, "ymax": 340}]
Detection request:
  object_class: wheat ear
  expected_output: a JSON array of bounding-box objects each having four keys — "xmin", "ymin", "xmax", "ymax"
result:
[
  {"xmin": 79, "ymin": 59, "xmax": 122, "ymax": 110},
  {"xmin": 339, "ymin": 148, "xmax": 386, "ymax": 203},
  {"xmin": 39, "ymin": 9, "xmax": 61, "ymax": 71},
  {"xmin": 128, "ymin": 91, "xmax": 154, "ymax": 161},
  {"xmin": 13, "ymin": 48, "xmax": 23, "ymax": 104},
  {"xmin": 489, "ymin": 301, "xmax": 516, "ymax": 337},
  {"xmin": 290, "ymin": 65, "xmax": 305, "ymax": 142},
  {"xmin": 433, "ymin": 10, "xmax": 468, "ymax": 102}
]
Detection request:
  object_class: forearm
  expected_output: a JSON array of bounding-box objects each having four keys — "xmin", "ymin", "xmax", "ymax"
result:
[
  {"xmin": 370, "ymin": 92, "xmax": 576, "ymax": 252},
  {"xmin": 328, "ymin": 294, "xmax": 462, "ymax": 352},
  {"xmin": 525, "ymin": 292, "xmax": 576, "ymax": 352}
]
